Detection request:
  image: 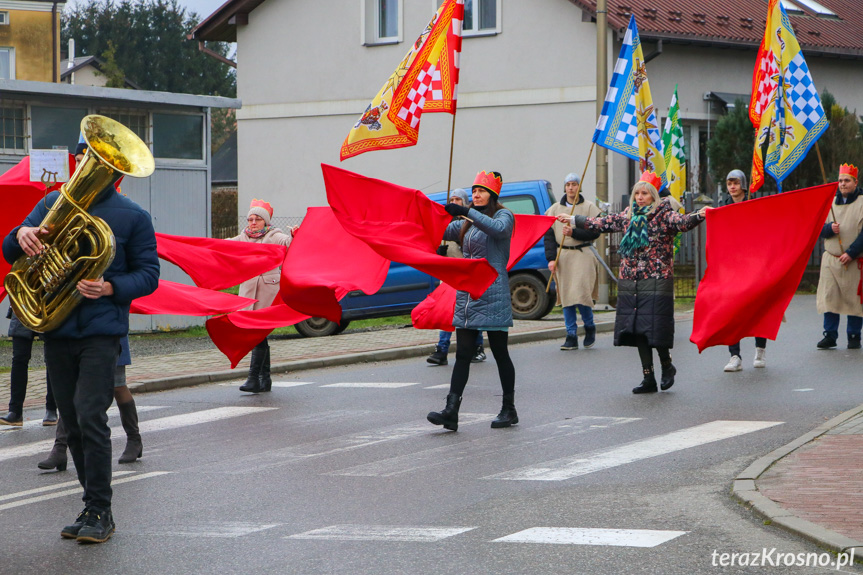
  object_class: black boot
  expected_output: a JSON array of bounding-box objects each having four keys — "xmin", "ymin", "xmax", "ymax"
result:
[
  {"xmin": 426, "ymin": 345, "xmax": 448, "ymax": 365},
  {"xmin": 583, "ymin": 326, "xmax": 597, "ymax": 349},
  {"xmin": 117, "ymin": 400, "xmax": 142, "ymax": 464},
  {"xmin": 632, "ymin": 370, "xmax": 658, "ymax": 394},
  {"xmin": 660, "ymin": 362, "xmax": 677, "ymax": 391},
  {"xmin": 491, "ymin": 393, "xmax": 518, "ymax": 428},
  {"xmin": 38, "ymin": 417, "xmax": 68, "ymax": 471},
  {"xmin": 259, "ymin": 346, "xmax": 272, "ymax": 392},
  {"xmin": 849, "ymin": 334, "xmax": 861, "ymax": 350},
  {"xmin": 427, "ymin": 393, "xmax": 461, "ymax": 431},
  {"xmin": 817, "ymin": 331, "xmax": 837, "ymax": 350},
  {"xmin": 239, "ymin": 344, "xmax": 266, "ymax": 393}
]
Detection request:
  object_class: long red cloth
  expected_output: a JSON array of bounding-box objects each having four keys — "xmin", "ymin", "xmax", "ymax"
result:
[
  {"xmin": 206, "ymin": 292, "xmax": 312, "ymax": 368},
  {"xmin": 280, "ymin": 206, "xmax": 390, "ymax": 323},
  {"xmin": 690, "ymin": 183, "xmax": 836, "ymax": 351},
  {"xmin": 322, "ymin": 164, "xmax": 498, "ymax": 299},
  {"xmin": 130, "ymin": 280, "xmax": 256, "ymax": 316},
  {"xmin": 412, "ymin": 214, "xmax": 556, "ymax": 331},
  {"xmin": 0, "ymin": 155, "xmax": 74, "ymax": 302},
  {"xmin": 155, "ymin": 232, "xmax": 287, "ymax": 291}
]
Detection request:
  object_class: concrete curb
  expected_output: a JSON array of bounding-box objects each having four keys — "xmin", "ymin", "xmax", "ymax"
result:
[
  {"xmin": 128, "ymin": 320, "xmax": 617, "ymax": 395},
  {"xmin": 732, "ymin": 403, "xmax": 863, "ymax": 557}
]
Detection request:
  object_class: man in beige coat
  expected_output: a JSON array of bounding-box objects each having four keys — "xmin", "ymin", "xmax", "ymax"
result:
[
  {"xmin": 544, "ymin": 173, "xmax": 602, "ymax": 350},
  {"xmin": 230, "ymin": 199, "xmax": 297, "ymax": 391},
  {"xmin": 816, "ymin": 164, "xmax": 863, "ymax": 350}
]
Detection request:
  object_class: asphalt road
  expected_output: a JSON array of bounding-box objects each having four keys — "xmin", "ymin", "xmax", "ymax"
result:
[{"xmin": 1, "ymin": 295, "xmax": 861, "ymax": 574}]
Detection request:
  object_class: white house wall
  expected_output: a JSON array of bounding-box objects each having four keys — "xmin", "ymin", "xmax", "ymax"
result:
[{"xmin": 235, "ymin": 0, "xmax": 613, "ymax": 217}]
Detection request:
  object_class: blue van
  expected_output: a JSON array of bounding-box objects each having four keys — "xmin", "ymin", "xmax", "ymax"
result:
[{"xmin": 294, "ymin": 180, "xmax": 558, "ymax": 337}]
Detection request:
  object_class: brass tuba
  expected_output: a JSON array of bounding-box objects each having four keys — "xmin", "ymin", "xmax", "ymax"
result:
[{"xmin": 4, "ymin": 115, "xmax": 155, "ymax": 332}]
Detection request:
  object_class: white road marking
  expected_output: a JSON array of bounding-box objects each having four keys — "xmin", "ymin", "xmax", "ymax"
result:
[
  {"xmin": 329, "ymin": 416, "xmax": 639, "ymax": 477},
  {"xmin": 320, "ymin": 382, "xmax": 419, "ymax": 388},
  {"xmin": 270, "ymin": 382, "xmax": 314, "ymax": 388},
  {"xmin": 793, "ymin": 388, "xmax": 814, "ymax": 392},
  {"xmin": 157, "ymin": 522, "xmax": 282, "ymax": 538},
  {"xmin": 0, "ymin": 407, "xmax": 277, "ymax": 463},
  {"xmin": 0, "ymin": 405, "xmax": 168, "ymax": 432},
  {"xmin": 286, "ymin": 525, "xmax": 475, "ymax": 542},
  {"xmin": 486, "ymin": 420, "xmax": 783, "ymax": 481},
  {"xmin": 424, "ymin": 384, "xmax": 450, "ymax": 389},
  {"xmin": 0, "ymin": 472, "xmax": 171, "ymax": 512},
  {"xmin": 0, "ymin": 471, "xmax": 136, "ymax": 503},
  {"xmin": 219, "ymin": 414, "xmax": 495, "ymax": 474},
  {"xmin": 493, "ymin": 527, "xmax": 687, "ymax": 547}
]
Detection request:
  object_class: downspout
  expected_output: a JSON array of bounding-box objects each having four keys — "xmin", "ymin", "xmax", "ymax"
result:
[{"xmin": 52, "ymin": 1, "xmax": 59, "ymax": 82}]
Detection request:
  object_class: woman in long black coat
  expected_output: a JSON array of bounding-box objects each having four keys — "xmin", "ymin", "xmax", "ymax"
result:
[{"xmin": 559, "ymin": 171, "xmax": 706, "ymax": 394}]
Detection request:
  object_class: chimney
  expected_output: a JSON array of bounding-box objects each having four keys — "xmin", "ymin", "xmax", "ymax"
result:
[{"xmin": 67, "ymin": 39, "xmax": 75, "ymax": 69}]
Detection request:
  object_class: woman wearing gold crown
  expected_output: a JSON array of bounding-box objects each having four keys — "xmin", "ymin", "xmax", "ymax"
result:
[
  {"xmin": 228, "ymin": 199, "xmax": 298, "ymax": 393},
  {"xmin": 558, "ymin": 171, "xmax": 707, "ymax": 394}
]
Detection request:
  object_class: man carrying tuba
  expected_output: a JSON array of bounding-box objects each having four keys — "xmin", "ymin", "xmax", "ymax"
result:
[{"xmin": 2, "ymin": 119, "xmax": 159, "ymax": 544}]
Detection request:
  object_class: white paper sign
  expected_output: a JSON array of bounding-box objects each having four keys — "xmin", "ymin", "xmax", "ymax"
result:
[{"xmin": 29, "ymin": 149, "xmax": 70, "ymax": 184}]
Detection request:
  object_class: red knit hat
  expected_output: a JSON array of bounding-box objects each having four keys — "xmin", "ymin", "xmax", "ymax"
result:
[
  {"xmin": 473, "ymin": 171, "xmax": 503, "ymax": 197},
  {"xmin": 248, "ymin": 198, "xmax": 273, "ymax": 225},
  {"xmin": 639, "ymin": 171, "xmax": 662, "ymax": 191},
  {"xmin": 839, "ymin": 163, "xmax": 859, "ymax": 180}
]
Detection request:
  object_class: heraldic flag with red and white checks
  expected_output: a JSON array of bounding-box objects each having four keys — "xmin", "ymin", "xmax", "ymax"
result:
[
  {"xmin": 690, "ymin": 182, "xmax": 836, "ymax": 351},
  {"xmin": 340, "ymin": 0, "xmax": 464, "ymax": 160}
]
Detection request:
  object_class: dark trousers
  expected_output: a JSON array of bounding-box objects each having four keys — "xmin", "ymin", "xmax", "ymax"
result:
[
  {"xmin": 44, "ymin": 336, "xmax": 120, "ymax": 511},
  {"xmin": 450, "ymin": 329, "xmax": 515, "ymax": 397},
  {"xmin": 729, "ymin": 338, "xmax": 767, "ymax": 357},
  {"xmin": 8, "ymin": 337, "xmax": 55, "ymax": 414}
]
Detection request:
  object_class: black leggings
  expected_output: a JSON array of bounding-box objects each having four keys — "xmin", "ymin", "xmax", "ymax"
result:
[
  {"xmin": 449, "ymin": 328, "xmax": 515, "ymax": 397},
  {"xmin": 636, "ymin": 335, "xmax": 671, "ymax": 372}
]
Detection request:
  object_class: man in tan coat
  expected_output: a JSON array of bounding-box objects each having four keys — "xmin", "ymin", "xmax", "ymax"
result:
[
  {"xmin": 816, "ymin": 163, "xmax": 863, "ymax": 350},
  {"xmin": 544, "ymin": 173, "xmax": 602, "ymax": 350}
]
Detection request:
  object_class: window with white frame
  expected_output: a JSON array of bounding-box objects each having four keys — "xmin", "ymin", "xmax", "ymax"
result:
[
  {"xmin": 0, "ymin": 47, "xmax": 14, "ymax": 79},
  {"xmin": 437, "ymin": 0, "xmax": 498, "ymax": 35},
  {"xmin": 0, "ymin": 12, "xmax": 9, "ymax": 25},
  {"xmin": 0, "ymin": 102, "xmax": 25, "ymax": 153},
  {"xmin": 363, "ymin": 0, "xmax": 402, "ymax": 45}
]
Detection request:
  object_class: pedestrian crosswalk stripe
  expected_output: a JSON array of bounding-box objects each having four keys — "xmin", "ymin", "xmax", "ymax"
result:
[
  {"xmin": 0, "ymin": 471, "xmax": 136, "ymax": 503},
  {"xmin": 270, "ymin": 382, "xmax": 314, "ymax": 388},
  {"xmin": 320, "ymin": 382, "xmax": 419, "ymax": 389},
  {"xmin": 156, "ymin": 522, "xmax": 282, "ymax": 538},
  {"xmin": 0, "ymin": 407, "xmax": 277, "ymax": 463},
  {"xmin": 492, "ymin": 527, "xmax": 687, "ymax": 547},
  {"xmin": 286, "ymin": 525, "xmax": 475, "ymax": 542},
  {"xmin": 0, "ymin": 472, "xmax": 171, "ymax": 512},
  {"xmin": 329, "ymin": 416, "xmax": 639, "ymax": 478},
  {"xmin": 486, "ymin": 420, "xmax": 783, "ymax": 481},
  {"xmin": 793, "ymin": 388, "xmax": 814, "ymax": 392},
  {"xmin": 424, "ymin": 384, "xmax": 450, "ymax": 389},
  {"xmin": 0, "ymin": 405, "xmax": 168, "ymax": 432},
  {"xmin": 218, "ymin": 414, "xmax": 495, "ymax": 474}
]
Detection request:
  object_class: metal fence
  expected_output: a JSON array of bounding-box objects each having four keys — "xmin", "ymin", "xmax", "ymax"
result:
[{"xmin": 212, "ymin": 216, "xmax": 306, "ymax": 240}]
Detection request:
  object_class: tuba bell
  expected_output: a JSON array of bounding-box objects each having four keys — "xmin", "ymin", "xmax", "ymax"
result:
[{"xmin": 4, "ymin": 115, "xmax": 155, "ymax": 332}]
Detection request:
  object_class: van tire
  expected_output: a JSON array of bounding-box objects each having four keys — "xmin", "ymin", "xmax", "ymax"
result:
[
  {"xmin": 295, "ymin": 317, "xmax": 346, "ymax": 338},
  {"xmin": 509, "ymin": 273, "xmax": 551, "ymax": 320}
]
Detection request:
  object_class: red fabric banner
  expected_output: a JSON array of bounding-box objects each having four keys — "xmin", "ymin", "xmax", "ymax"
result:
[
  {"xmin": 155, "ymin": 232, "xmax": 287, "ymax": 291},
  {"xmin": 130, "ymin": 280, "xmax": 256, "ymax": 316},
  {"xmin": 206, "ymin": 293, "xmax": 311, "ymax": 368},
  {"xmin": 690, "ymin": 183, "xmax": 836, "ymax": 351},
  {"xmin": 280, "ymin": 207, "xmax": 390, "ymax": 323},
  {"xmin": 412, "ymin": 213, "xmax": 555, "ymax": 330},
  {"xmin": 0, "ymin": 155, "xmax": 75, "ymax": 302},
  {"xmin": 322, "ymin": 164, "xmax": 498, "ymax": 299}
]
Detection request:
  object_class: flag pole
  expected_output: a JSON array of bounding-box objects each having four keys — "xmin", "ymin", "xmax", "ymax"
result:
[
  {"xmin": 446, "ymin": 112, "xmax": 457, "ymax": 203},
  {"xmin": 546, "ymin": 142, "xmax": 596, "ymax": 293},
  {"xmin": 815, "ymin": 141, "xmax": 843, "ymax": 253}
]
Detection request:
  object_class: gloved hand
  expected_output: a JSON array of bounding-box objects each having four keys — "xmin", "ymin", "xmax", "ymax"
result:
[
  {"xmin": 436, "ymin": 244, "xmax": 449, "ymax": 256},
  {"xmin": 444, "ymin": 203, "xmax": 470, "ymax": 217}
]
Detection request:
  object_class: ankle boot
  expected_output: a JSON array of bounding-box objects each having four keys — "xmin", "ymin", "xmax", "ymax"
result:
[
  {"xmin": 583, "ymin": 326, "xmax": 597, "ymax": 349},
  {"xmin": 239, "ymin": 344, "xmax": 266, "ymax": 393},
  {"xmin": 117, "ymin": 400, "xmax": 142, "ymax": 464},
  {"xmin": 632, "ymin": 370, "xmax": 658, "ymax": 394},
  {"xmin": 660, "ymin": 362, "xmax": 676, "ymax": 391},
  {"xmin": 38, "ymin": 417, "xmax": 68, "ymax": 471},
  {"xmin": 427, "ymin": 393, "xmax": 461, "ymax": 431},
  {"xmin": 259, "ymin": 346, "xmax": 272, "ymax": 392},
  {"xmin": 491, "ymin": 393, "xmax": 518, "ymax": 428}
]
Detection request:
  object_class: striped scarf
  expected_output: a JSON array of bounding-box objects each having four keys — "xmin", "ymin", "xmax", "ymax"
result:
[
  {"xmin": 618, "ymin": 205, "xmax": 651, "ymax": 257},
  {"xmin": 244, "ymin": 225, "xmax": 270, "ymax": 239}
]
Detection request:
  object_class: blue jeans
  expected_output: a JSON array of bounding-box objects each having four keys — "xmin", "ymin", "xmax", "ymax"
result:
[
  {"xmin": 823, "ymin": 312, "xmax": 863, "ymax": 338},
  {"xmin": 438, "ymin": 330, "xmax": 482, "ymax": 354},
  {"xmin": 563, "ymin": 305, "xmax": 595, "ymax": 336}
]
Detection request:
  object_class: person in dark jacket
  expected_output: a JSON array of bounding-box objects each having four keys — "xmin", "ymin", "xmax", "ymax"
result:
[
  {"xmin": 0, "ymin": 308, "xmax": 57, "ymax": 426},
  {"xmin": 721, "ymin": 169, "xmax": 769, "ymax": 371},
  {"xmin": 2, "ymin": 145, "xmax": 159, "ymax": 543},
  {"xmin": 427, "ymin": 171, "xmax": 516, "ymax": 431},
  {"xmin": 559, "ymin": 171, "xmax": 706, "ymax": 394}
]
